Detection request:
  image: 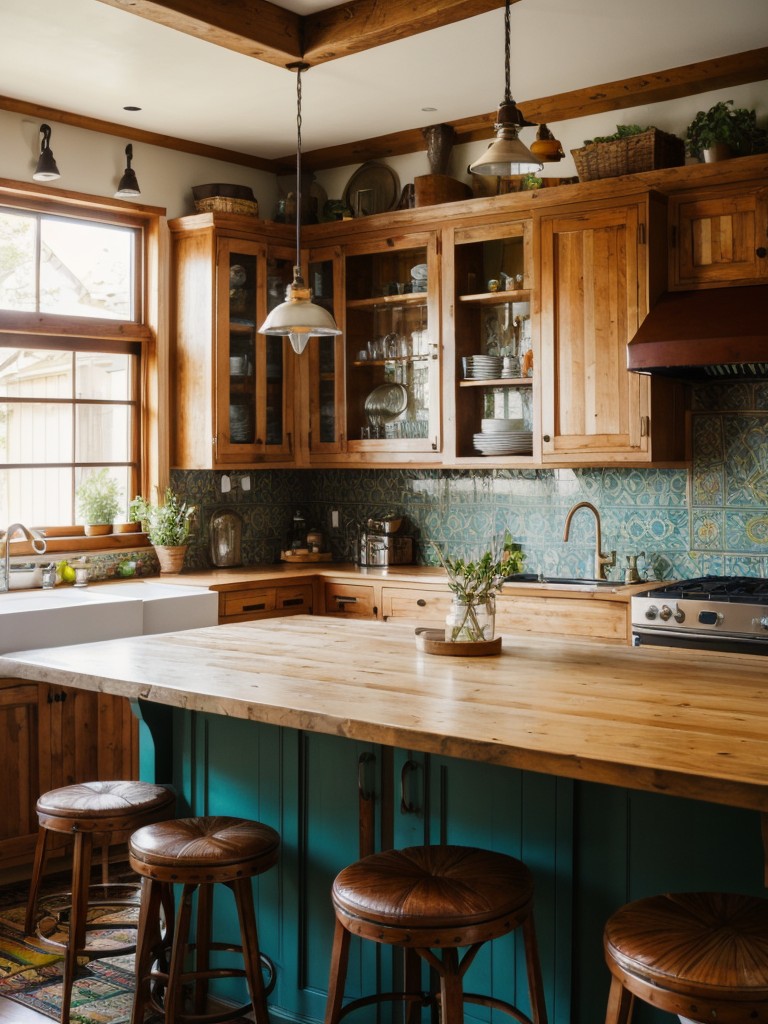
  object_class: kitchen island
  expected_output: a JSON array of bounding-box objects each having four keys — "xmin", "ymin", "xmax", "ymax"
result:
[{"xmin": 2, "ymin": 616, "xmax": 766, "ymax": 1024}]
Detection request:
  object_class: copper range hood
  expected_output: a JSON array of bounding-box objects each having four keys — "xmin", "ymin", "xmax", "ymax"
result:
[{"xmin": 627, "ymin": 283, "xmax": 768, "ymax": 378}]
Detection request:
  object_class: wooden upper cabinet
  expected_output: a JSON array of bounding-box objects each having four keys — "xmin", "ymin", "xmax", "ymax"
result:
[
  {"xmin": 537, "ymin": 194, "xmax": 686, "ymax": 465},
  {"xmin": 669, "ymin": 184, "xmax": 768, "ymax": 289},
  {"xmin": 169, "ymin": 214, "xmax": 298, "ymax": 470}
]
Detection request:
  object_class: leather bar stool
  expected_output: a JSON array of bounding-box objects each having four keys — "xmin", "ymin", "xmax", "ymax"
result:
[
  {"xmin": 129, "ymin": 815, "xmax": 280, "ymax": 1024},
  {"xmin": 603, "ymin": 891, "xmax": 768, "ymax": 1023},
  {"xmin": 324, "ymin": 844, "xmax": 548, "ymax": 1024},
  {"xmin": 25, "ymin": 779, "xmax": 176, "ymax": 1024}
]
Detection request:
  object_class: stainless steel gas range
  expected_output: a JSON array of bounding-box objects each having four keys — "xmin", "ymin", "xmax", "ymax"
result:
[{"xmin": 631, "ymin": 576, "xmax": 768, "ymax": 655}]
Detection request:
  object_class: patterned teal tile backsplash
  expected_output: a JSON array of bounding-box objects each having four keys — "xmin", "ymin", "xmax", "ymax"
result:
[{"xmin": 171, "ymin": 381, "xmax": 768, "ymax": 583}]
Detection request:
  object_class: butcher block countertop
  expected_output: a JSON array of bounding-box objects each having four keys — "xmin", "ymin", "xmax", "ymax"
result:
[{"xmin": 1, "ymin": 615, "xmax": 767, "ymax": 814}]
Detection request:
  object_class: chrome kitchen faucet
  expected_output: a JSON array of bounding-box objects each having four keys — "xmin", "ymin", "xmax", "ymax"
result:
[{"xmin": 1, "ymin": 523, "xmax": 47, "ymax": 593}]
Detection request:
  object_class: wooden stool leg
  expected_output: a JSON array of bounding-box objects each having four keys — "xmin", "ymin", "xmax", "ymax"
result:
[
  {"xmin": 131, "ymin": 877, "xmax": 164, "ymax": 1024},
  {"xmin": 604, "ymin": 976, "xmax": 634, "ymax": 1024},
  {"xmin": 25, "ymin": 827, "xmax": 50, "ymax": 936},
  {"xmin": 194, "ymin": 883, "xmax": 213, "ymax": 1015},
  {"xmin": 404, "ymin": 947, "xmax": 422, "ymax": 1024},
  {"xmin": 324, "ymin": 917, "xmax": 352, "ymax": 1024},
  {"xmin": 231, "ymin": 876, "xmax": 269, "ymax": 1024},
  {"xmin": 60, "ymin": 831, "xmax": 94, "ymax": 1024},
  {"xmin": 522, "ymin": 910, "xmax": 548, "ymax": 1024},
  {"xmin": 165, "ymin": 884, "xmax": 195, "ymax": 1024},
  {"xmin": 437, "ymin": 949, "xmax": 464, "ymax": 1024}
]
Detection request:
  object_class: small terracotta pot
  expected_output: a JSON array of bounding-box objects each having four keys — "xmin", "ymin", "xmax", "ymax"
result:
[
  {"xmin": 113, "ymin": 522, "xmax": 141, "ymax": 534},
  {"xmin": 84, "ymin": 524, "xmax": 112, "ymax": 537},
  {"xmin": 154, "ymin": 544, "xmax": 187, "ymax": 574}
]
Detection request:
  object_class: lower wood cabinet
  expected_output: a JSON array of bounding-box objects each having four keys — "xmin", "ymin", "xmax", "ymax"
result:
[
  {"xmin": 496, "ymin": 591, "xmax": 629, "ymax": 643},
  {"xmin": 321, "ymin": 580, "xmax": 378, "ymax": 618},
  {"xmin": 218, "ymin": 583, "xmax": 313, "ymax": 622},
  {"xmin": 0, "ymin": 680, "xmax": 138, "ymax": 869},
  {"xmin": 380, "ymin": 585, "xmax": 452, "ymax": 625}
]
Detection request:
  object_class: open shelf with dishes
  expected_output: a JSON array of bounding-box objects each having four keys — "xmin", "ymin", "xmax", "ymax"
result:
[{"xmin": 451, "ymin": 220, "xmax": 535, "ymax": 460}]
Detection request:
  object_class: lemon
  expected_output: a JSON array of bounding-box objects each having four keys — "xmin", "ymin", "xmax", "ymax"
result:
[{"xmin": 57, "ymin": 560, "xmax": 76, "ymax": 583}]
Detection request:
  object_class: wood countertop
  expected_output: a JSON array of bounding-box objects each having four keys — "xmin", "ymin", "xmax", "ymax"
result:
[{"xmin": 1, "ymin": 616, "xmax": 766, "ymax": 814}]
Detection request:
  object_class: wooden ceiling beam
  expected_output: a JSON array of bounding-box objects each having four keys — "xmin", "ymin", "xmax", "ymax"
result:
[
  {"xmin": 303, "ymin": 0, "xmax": 509, "ymax": 64},
  {"xmin": 290, "ymin": 47, "xmax": 768, "ymax": 171},
  {"xmin": 94, "ymin": 0, "xmax": 304, "ymax": 67}
]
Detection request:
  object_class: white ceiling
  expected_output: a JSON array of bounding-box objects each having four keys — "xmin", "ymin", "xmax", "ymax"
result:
[{"xmin": 1, "ymin": 0, "xmax": 766, "ymax": 161}]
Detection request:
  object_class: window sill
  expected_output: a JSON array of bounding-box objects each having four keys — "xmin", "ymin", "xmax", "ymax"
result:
[{"xmin": 6, "ymin": 533, "xmax": 153, "ymax": 558}]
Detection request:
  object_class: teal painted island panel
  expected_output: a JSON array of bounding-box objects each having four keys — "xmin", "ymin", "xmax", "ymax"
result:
[{"xmin": 155, "ymin": 708, "xmax": 765, "ymax": 1024}]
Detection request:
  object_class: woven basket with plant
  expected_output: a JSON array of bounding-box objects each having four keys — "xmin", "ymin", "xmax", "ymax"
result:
[{"xmin": 571, "ymin": 125, "xmax": 685, "ymax": 182}]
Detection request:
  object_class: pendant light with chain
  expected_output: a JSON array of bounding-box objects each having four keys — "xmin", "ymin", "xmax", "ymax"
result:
[
  {"xmin": 259, "ymin": 62, "xmax": 341, "ymax": 354},
  {"xmin": 469, "ymin": 1, "xmax": 542, "ymax": 177}
]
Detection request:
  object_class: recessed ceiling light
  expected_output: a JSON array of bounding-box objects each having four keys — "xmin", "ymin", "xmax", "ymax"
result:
[
  {"xmin": 123, "ymin": 106, "xmax": 142, "ymax": 112},
  {"xmin": 421, "ymin": 106, "xmax": 437, "ymax": 112}
]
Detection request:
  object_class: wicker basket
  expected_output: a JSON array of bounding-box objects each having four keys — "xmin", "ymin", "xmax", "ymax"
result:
[
  {"xmin": 194, "ymin": 196, "xmax": 260, "ymax": 217},
  {"xmin": 571, "ymin": 128, "xmax": 685, "ymax": 182}
]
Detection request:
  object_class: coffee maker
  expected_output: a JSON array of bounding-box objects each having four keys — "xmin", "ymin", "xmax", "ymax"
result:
[{"xmin": 357, "ymin": 514, "xmax": 414, "ymax": 568}]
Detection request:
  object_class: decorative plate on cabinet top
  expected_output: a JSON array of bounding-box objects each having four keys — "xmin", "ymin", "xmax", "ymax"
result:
[{"xmin": 343, "ymin": 162, "xmax": 400, "ymax": 217}]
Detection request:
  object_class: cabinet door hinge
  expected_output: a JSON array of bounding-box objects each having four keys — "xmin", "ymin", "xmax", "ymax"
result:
[{"xmin": 640, "ymin": 415, "xmax": 650, "ymax": 437}]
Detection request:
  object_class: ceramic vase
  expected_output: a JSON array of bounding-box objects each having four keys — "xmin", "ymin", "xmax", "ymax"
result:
[{"xmin": 423, "ymin": 124, "xmax": 456, "ymax": 176}]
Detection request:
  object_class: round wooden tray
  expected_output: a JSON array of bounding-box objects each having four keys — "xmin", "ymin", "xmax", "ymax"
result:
[{"xmin": 414, "ymin": 628, "xmax": 502, "ymax": 657}]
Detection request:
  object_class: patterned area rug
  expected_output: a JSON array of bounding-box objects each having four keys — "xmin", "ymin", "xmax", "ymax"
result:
[{"xmin": 0, "ymin": 879, "xmax": 254, "ymax": 1024}]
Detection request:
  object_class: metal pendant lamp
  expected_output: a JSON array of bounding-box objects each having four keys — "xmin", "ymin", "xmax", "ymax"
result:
[
  {"xmin": 469, "ymin": 1, "xmax": 542, "ymax": 177},
  {"xmin": 259, "ymin": 62, "xmax": 341, "ymax": 355}
]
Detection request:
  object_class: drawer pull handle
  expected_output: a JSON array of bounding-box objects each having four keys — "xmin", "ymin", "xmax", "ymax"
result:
[
  {"xmin": 335, "ymin": 596, "xmax": 358, "ymax": 605},
  {"xmin": 244, "ymin": 602, "xmax": 267, "ymax": 611},
  {"xmin": 282, "ymin": 597, "xmax": 305, "ymax": 607}
]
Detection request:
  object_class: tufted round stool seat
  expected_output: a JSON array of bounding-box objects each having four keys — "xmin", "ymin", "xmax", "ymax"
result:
[
  {"xmin": 25, "ymin": 780, "xmax": 176, "ymax": 1024},
  {"xmin": 129, "ymin": 815, "xmax": 280, "ymax": 1024},
  {"xmin": 603, "ymin": 891, "xmax": 768, "ymax": 1024},
  {"xmin": 325, "ymin": 845, "xmax": 547, "ymax": 1024}
]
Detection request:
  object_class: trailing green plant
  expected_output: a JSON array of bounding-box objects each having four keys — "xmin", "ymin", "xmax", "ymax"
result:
[
  {"xmin": 130, "ymin": 488, "xmax": 196, "ymax": 546},
  {"xmin": 583, "ymin": 125, "xmax": 651, "ymax": 145},
  {"xmin": 685, "ymin": 100, "xmax": 768, "ymax": 157},
  {"xmin": 76, "ymin": 468, "xmax": 122, "ymax": 525}
]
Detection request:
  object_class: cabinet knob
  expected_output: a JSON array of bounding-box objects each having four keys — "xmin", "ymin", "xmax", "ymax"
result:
[
  {"xmin": 416, "ymin": 599, "xmax": 426, "ymax": 607},
  {"xmin": 543, "ymin": 434, "xmax": 551, "ymax": 443},
  {"xmin": 756, "ymin": 247, "xmax": 767, "ymax": 259}
]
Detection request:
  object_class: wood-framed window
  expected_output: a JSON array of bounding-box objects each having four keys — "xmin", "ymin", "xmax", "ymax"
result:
[{"xmin": 0, "ymin": 181, "xmax": 163, "ymax": 541}]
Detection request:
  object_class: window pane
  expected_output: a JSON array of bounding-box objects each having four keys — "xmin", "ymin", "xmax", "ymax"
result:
[
  {"xmin": 74, "ymin": 467, "xmax": 130, "ymax": 524},
  {"xmin": 75, "ymin": 351, "xmax": 131, "ymax": 400},
  {"xmin": 0, "ymin": 210, "xmax": 36, "ymax": 311},
  {"xmin": 75, "ymin": 404, "xmax": 131, "ymax": 463},
  {"xmin": 39, "ymin": 218, "xmax": 135, "ymax": 320},
  {"xmin": 0, "ymin": 466, "xmax": 73, "ymax": 525},
  {"xmin": 0, "ymin": 401, "xmax": 73, "ymax": 463},
  {"xmin": 0, "ymin": 349, "xmax": 74, "ymax": 398}
]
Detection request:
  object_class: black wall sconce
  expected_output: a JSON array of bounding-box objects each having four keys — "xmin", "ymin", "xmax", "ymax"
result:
[
  {"xmin": 115, "ymin": 144, "xmax": 141, "ymax": 199},
  {"xmin": 33, "ymin": 123, "xmax": 61, "ymax": 181}
]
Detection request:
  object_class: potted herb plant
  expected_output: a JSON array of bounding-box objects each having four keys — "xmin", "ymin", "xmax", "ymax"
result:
[
  {"xmin": 433, "ymin": 533, "xmax": 524, "ymax": 642},
  {"xmin": 130, "ymin": 488, "xmax": 196, "ymax": 573},
  {"xmin": 76, "ymin": 468, "xmax": 122, "ymax": 536},
  {"xmin": 685, "ymin": 100, "xmax": 768, "ymax": 162}
]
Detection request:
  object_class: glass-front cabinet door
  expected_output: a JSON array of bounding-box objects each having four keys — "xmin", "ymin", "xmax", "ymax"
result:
[
  {"xmin": 215, "ymin": 237, "xmax": 294, "ymax": 464},
  {"xmin": 305, "ymin": 246, "xmax": 344, "ymax": 457},
  {"xmin": 449, "ymin": 220, "xmax": 536, "ymax": 463},
  {"xmin": 343, "ymin": 232, "xmax": 441, "ymax": 457}
]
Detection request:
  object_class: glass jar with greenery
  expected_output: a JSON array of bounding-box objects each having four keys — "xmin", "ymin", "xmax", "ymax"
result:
[{"xmin": 434, "ymin": 533, "xmax": 524, "ymax": 643}]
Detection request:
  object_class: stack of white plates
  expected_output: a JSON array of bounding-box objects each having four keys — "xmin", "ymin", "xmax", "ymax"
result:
[
  {"xmin": 463, "ymin": 355, "xmax": 503, "ymax": 380},
  {"xmin": 473, "ymin": 430, "xmax": 533, "ymax": 456}
]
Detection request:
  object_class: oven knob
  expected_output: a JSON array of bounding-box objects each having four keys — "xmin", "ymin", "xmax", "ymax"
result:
[
  {"xmin": 644, "ymin": 605, "xmax": 659, "ymax": 620},
  {"xmin": 673, "ymin": 607, "xmax": 685, "ymax": 623},
  {"xmin": 659, "ymin": 605, "xmax": 673, "ymax": 621}
]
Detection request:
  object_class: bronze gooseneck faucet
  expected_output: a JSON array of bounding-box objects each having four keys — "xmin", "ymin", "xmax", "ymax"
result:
[{"xmin": 562, "ymin": 501, "xmax": 616, "ymax": 581}]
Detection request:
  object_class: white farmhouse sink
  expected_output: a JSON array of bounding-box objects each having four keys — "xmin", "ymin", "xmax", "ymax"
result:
[
  {"xmin": 0, "ymin": 587, "xmax": 144, "ymax": 654},
  {"xmin": 0, "ymin": 579, "xmax": 218, "ymax": 654}
]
